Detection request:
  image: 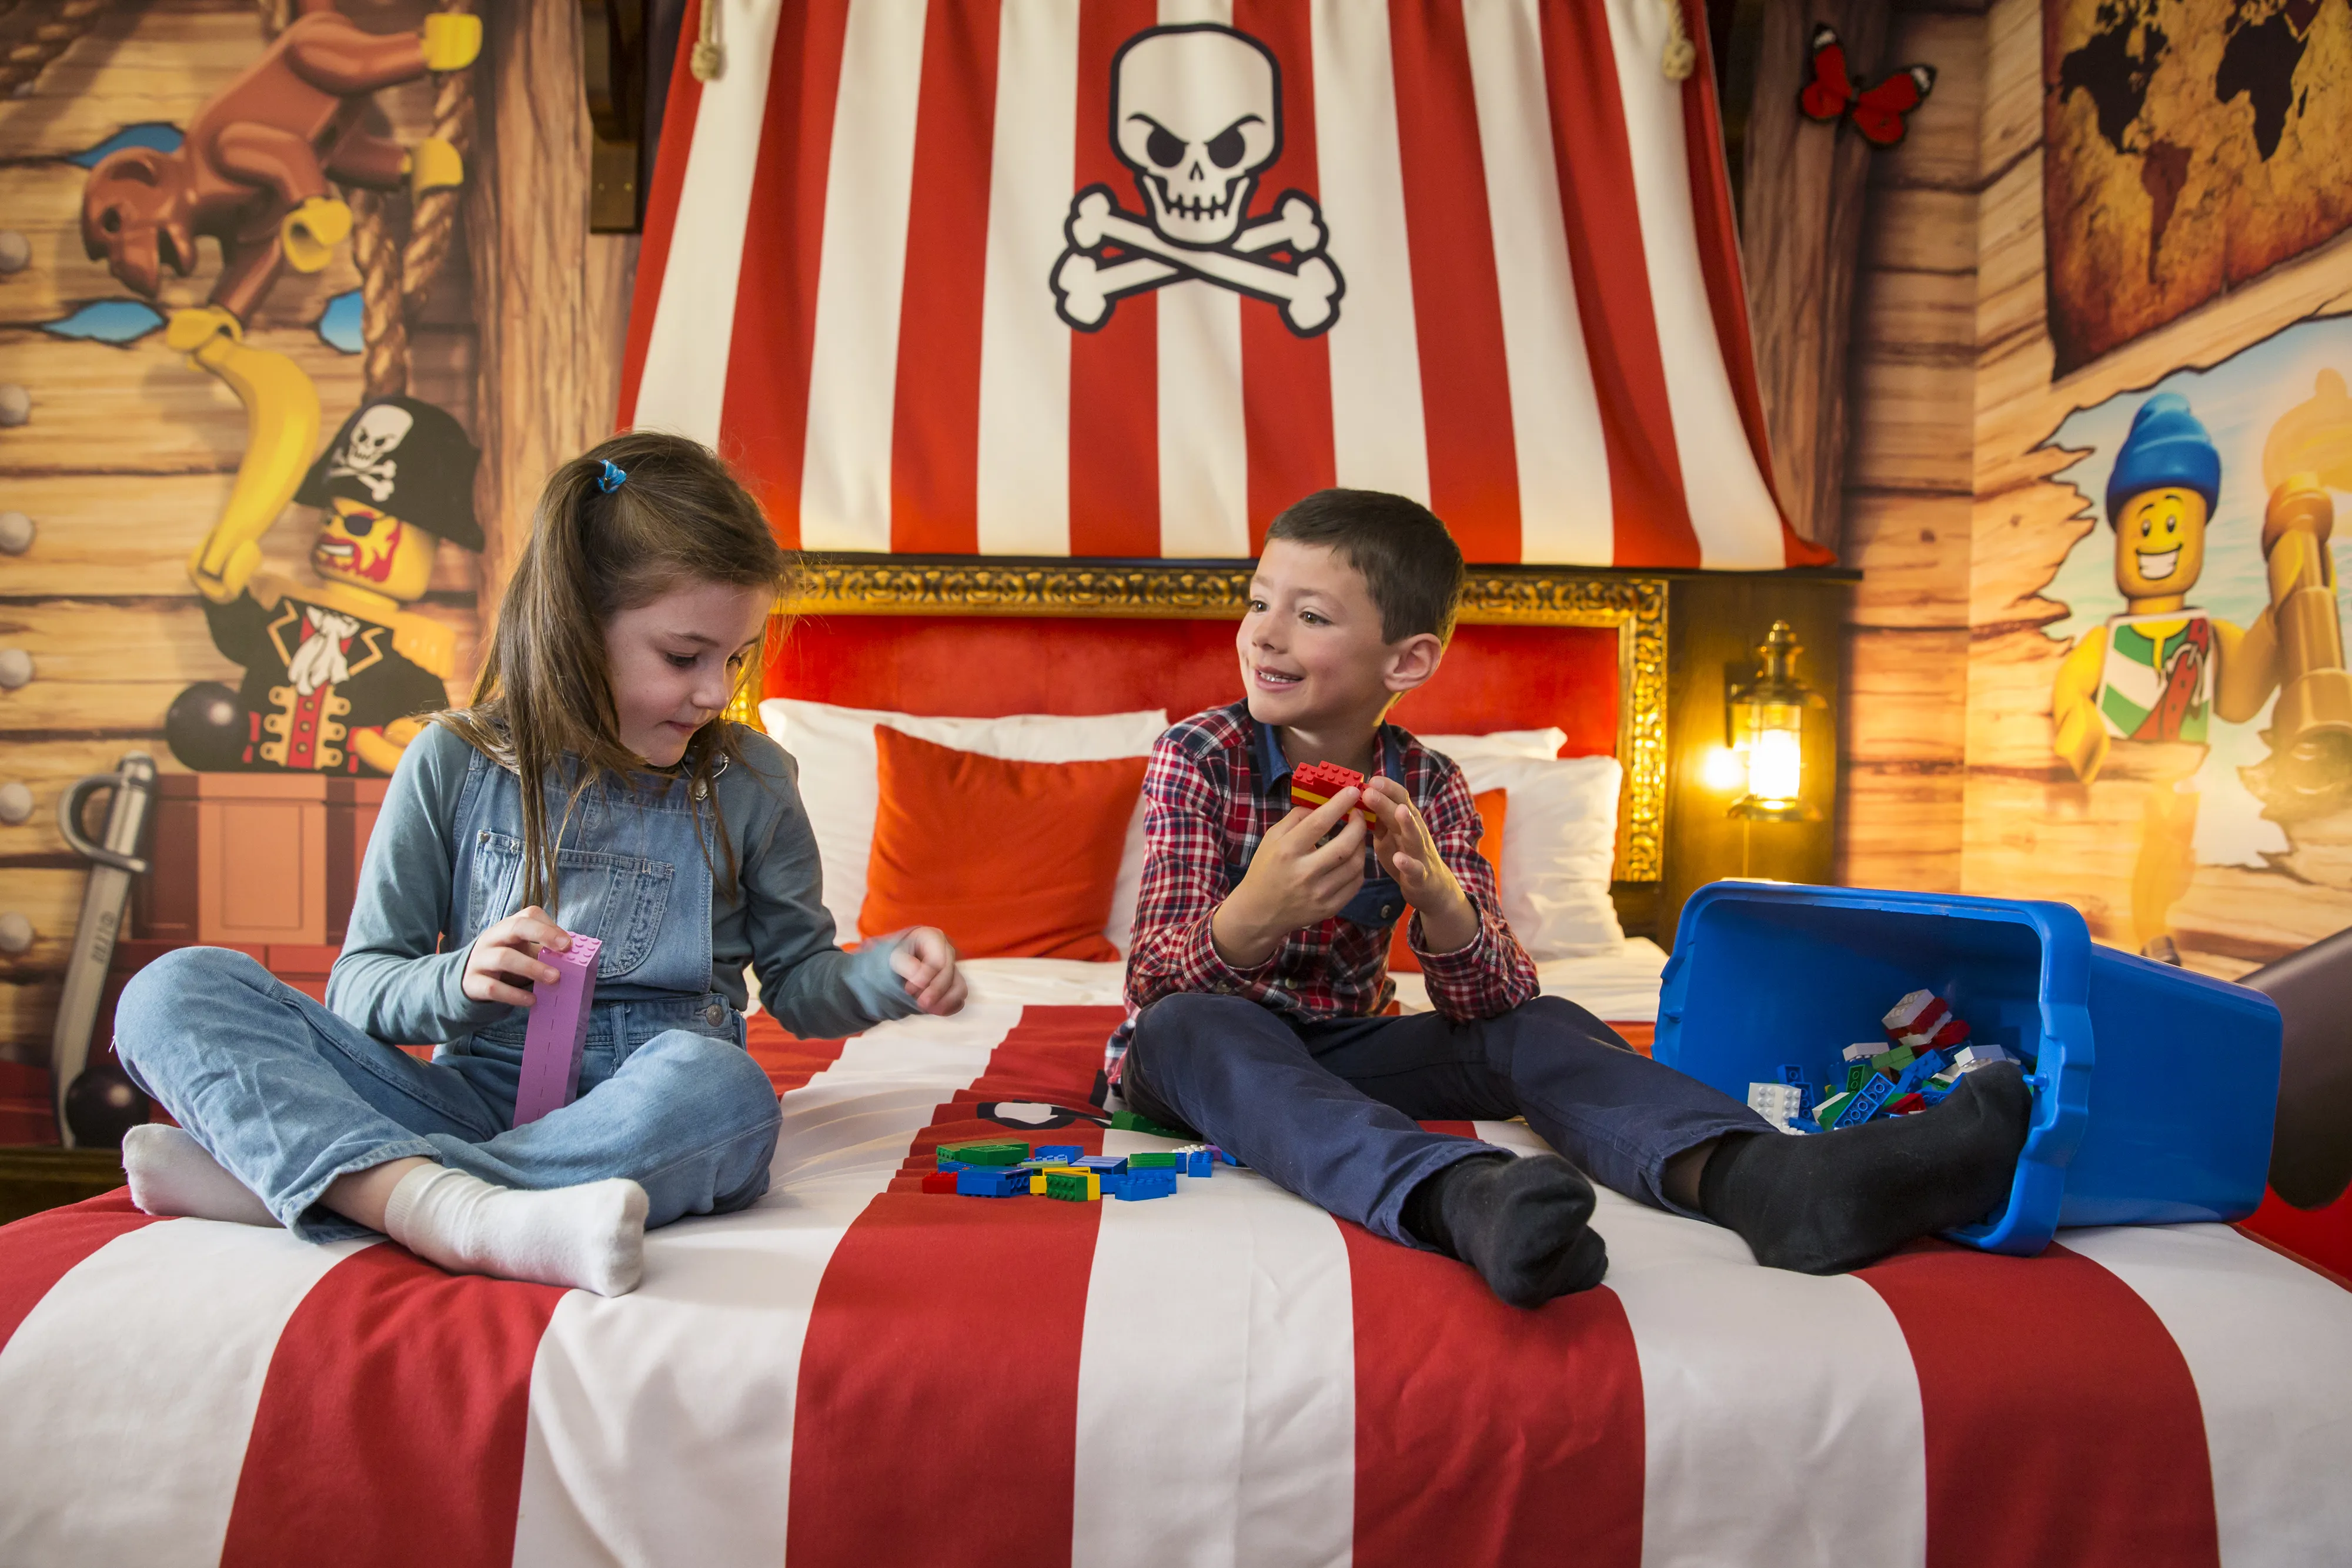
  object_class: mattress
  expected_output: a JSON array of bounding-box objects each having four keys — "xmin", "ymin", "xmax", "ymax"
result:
[{"xmin": 2, "ymin": 974, "xmax": 2347, "ymax": 1567}]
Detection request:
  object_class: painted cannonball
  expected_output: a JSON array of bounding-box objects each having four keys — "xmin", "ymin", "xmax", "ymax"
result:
[
  {"xmin": 65, "ymin": 1062, "xmax": 152, "ymax": 1150},
  {"xmin": 165, "ymin": 681, "xmax": 246, "ymax": 771}
]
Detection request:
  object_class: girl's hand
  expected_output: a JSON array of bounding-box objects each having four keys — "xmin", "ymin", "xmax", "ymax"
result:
[
  {"xmin": 1361, "ymin": 778, "xmax": 1479, "ymax": 954},
  {"xmin": 463, "ymin": 905, "xmax": 569, "ymax": 1007},
  {"xmin": 891, "ymin": 927, "xmax": 967, "ymax": 1016}
]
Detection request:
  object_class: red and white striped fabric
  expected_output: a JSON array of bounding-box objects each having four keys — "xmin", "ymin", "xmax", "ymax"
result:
[
  {"xmin": 618, "ymin": 0, "xmax": 1832, "ymax": 569},
  {"xmin": 4, "ymin": 1001, "xmax": 2347, "ymax": 1566}
]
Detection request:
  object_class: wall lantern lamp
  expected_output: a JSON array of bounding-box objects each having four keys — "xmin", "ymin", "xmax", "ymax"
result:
[{"xmin": 1726, "ymin": 620, "xmax": 1824, "ymax": 823}]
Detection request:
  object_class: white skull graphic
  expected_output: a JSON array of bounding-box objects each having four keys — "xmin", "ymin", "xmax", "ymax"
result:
[
  {"xmin": 330, "ymin": 403, "xmax": 413, "ymax": 503},
  {"xmin": 1112, "ymin": 26, "xmax": 1280, "ymax": 248},
  {"xmin": 345, "ymin": 403, "xmax": 413, "ymax": 466}
]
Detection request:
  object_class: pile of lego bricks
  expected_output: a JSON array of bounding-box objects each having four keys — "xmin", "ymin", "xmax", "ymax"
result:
[
  {"xmin": 1743, "ymin": 988, "xmax": 2026, "ymax": 1136},
  {"xmin": 921, "ymin": 1134, "xmax": 1237, "ymax": 1202}
]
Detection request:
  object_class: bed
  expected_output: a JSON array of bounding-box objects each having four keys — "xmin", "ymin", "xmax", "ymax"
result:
[{"xmin": 2, "ymin": 560, "xmax": 2348, "ymax": 1566}]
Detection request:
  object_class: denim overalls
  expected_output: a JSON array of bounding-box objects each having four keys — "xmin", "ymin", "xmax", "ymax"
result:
[{"xmin": 117, "ymin": 750, "xmax": 786, "ymax": 1243}]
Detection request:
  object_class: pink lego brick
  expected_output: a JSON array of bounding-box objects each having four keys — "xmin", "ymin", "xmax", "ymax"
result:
[{"xmin": 513, "ymin": 932, "xmax": 601, "ymax": 1126}]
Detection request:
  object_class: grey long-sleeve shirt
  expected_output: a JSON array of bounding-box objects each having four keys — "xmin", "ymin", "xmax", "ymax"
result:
[{"xmin": 325, "ymin": 721, "xmax": 915, "ymax": 1045}]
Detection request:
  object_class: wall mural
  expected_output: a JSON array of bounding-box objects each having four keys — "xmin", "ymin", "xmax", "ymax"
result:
[
  {"xmin": 2039, "ymin": 318, "xmax": 2352, "ymax": 958},
  {"xmin": 75, "ymin": 3, "xmax": 483, "ymax": 775},
  {"xmin": 2043, "ymin": 0, "xmax": 2352, "ymax": 375}
]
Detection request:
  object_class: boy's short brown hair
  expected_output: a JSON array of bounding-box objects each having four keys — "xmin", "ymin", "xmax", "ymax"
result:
[{"xmin": 1265, "ymin": 489, "xmax": 1466, "ymax": 644}]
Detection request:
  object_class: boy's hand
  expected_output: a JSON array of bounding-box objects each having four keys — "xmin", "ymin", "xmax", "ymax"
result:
[
  {"xmin": 1213, "ymin": 788, "xmax": 1369, "ymax": 968},
  {"xmin": 890, "ymin": 927, "xmax": 968, "ymax": 1016},
  {"xmin": 1362, "ymin": 778, "xmax": 1479, "ymax": 955},
  {"xmin": 463, "ymin": 904, "xmax": 568, "ymax": 1007}
]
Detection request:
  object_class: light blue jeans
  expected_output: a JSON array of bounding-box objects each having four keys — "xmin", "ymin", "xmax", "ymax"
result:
[{"xmin": 115, "ymin": 947, "xmax": 784, "ymax": 1243}]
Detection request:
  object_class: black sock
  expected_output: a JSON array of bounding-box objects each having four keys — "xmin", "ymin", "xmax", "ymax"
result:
[
  {"xmin": 1699, "ymin": 1061, "xmax": 2032, "ymax": 1273},
  {"xmin": 1402, "ymin": 1152, "xmax": 1609, "ymax": 1307}
]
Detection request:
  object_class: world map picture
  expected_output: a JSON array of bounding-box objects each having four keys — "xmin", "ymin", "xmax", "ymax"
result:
[{"xmin": 2043, "ymin": 0, "xmax": 2352, "ymax": 374}]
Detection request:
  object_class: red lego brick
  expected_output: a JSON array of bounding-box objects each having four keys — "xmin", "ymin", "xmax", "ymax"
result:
[
  {"xmin": 1290, "ymin": 761, "xmax": 1373, "ymax": 823},
  {"xmin": 921, "ymin": 1170, "xmax": 958, "ymax": 1195}
]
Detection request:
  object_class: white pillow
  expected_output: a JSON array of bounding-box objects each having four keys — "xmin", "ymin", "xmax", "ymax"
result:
[
  {"xmin": 1450, "ymin": 753, "xmax": 1625, "ymax": 959},
  {"xmin": 1421, "ymin": 727, "xmax": 1568, "ymax": 761},
  {"xmin": 759, "ymin": 697, "xmax": 1167, "ymax": 947}
]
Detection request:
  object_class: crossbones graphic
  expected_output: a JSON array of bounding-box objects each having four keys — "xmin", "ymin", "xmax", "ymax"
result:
[{"xmin": 1050, "ymin": 22, "xmax": 1345, "ymax": 339}]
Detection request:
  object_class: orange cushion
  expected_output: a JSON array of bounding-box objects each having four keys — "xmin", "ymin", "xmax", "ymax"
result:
[
  {"xmin": 1389, "ymin": 789, "xmax": 1508, "ymax": 974},
  {"xmin": 862, "ymin": 726, "xmax": 1147, "ymax": 962}
]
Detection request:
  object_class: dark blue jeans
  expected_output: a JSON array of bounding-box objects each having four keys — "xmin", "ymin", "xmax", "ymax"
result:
[{"xmin": 1118, "ymin": 993, "xmax": 1768, "ymax": 1247}]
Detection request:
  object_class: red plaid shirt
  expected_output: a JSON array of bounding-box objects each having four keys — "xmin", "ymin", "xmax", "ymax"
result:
[{"xmin": 1107, "ymin": 701, "xmax": 1536, "ymax": 1078}]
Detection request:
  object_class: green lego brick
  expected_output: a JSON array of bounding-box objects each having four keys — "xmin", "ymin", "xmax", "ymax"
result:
[
  {"xmin": 1876, "ymin": 1045, "xmax": 1916, "ymax": 1079},
  {"xmin": 938, "ymin": 1140, "xmax": 1029, "ymax": 1166},
  {"xmin": 1110, "ymin": 1109, "xmax": 1188, "ymax": 1137},
  {"xmin": 1843, "ymin": 1063, "xmax": 1872, "ymax": 1095},
  {"xmin": 1044, "ymin": 1171, "xmax": 1100, "ymax": 1202},
  {"xmin": 1127, "ymin": 1151, "xmax": 1178, "ymax": 1169}
]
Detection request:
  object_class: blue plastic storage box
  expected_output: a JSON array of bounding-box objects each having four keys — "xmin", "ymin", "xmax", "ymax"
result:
[{"xmin": 1653, "ymin": 882, "xmax": 2283, "ymax": 1255}]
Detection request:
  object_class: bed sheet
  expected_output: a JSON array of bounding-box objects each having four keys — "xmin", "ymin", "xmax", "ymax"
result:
[{"xmin": 3, "ymin": 998, "xmax": 2347, "ymax": 1567}]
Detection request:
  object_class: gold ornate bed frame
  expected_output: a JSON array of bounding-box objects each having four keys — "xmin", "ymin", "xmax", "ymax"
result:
[{"xmin": 774, "ymin": 555, "xmax": 1668, "ymax": 883}]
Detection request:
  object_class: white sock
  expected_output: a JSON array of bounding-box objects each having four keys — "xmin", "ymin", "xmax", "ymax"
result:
[
  {"xmin": 123, "ymin": 1125, "xmax": 280, "ymax": 1227},
  {"xmin": 382, "ymin": 1165, "xmax": 648, "ymax": 1297}
]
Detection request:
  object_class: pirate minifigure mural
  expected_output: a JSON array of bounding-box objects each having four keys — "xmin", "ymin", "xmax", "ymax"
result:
[
  {"xmin": 166, "ymin": 397, "xmax": 480, "ymax": 775},
  {"xmin": 2046, "ymin": 343, "xmax": 2352, "ymax": 962}
]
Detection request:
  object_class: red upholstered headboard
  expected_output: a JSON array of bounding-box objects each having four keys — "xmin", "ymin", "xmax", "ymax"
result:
[
  {"xmin": 767, "ymin": 616, "xmax": 1621, "ymax": 758},
  {"xmin": 759, "ymin": 558, "xmax": 1666, "ymax": 882}
]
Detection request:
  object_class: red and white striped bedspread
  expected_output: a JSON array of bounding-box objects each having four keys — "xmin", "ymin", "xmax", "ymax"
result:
[{"xmin": 3, "ymin": 1000, "xmax": 2348, "ymax": 1567}]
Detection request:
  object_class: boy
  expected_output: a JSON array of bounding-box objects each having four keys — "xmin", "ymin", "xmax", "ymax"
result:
[{"xmin": 1110, "ymin": 490, "xmax": 2030, "ymax": 1306}]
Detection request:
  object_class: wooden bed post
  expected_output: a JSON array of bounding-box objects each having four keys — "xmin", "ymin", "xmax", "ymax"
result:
[{"xmin": 464, "ymin": 0, "xmax": 633, "ymax": 643}]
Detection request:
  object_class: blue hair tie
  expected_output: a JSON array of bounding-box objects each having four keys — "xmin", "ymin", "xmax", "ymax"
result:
[{"xmin": 597, "ymin": 460, "xmax": 629, "ymax": 493}]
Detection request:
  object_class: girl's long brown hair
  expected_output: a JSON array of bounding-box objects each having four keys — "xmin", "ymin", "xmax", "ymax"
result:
[{"xmin": 439, "ymin": 430, "xmax": 794, "ymax": 911}]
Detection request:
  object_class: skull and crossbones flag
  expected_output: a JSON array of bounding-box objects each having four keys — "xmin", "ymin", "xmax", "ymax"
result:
[{"xmin": 620, "ymin": 0, "xmax": 1828, "ymax": 570}]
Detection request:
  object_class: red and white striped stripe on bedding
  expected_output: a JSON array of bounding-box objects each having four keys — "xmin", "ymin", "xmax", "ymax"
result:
[{"xmin": 3, "ymin": 1002, "xmax": 2347, "ymax": 1567}]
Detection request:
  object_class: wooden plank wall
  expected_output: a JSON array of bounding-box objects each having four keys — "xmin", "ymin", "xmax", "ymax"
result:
[
  {"xmin": 1835, "ymin": 0, "xmax": 1986, "ymax": 894},
  {"xmin": 0, "ymin": 0, "xmax": 480, "ymax": 1065},
  {"xmin": 1839, "ymin": 0, "xmax": 2352, "ymax": 976}
]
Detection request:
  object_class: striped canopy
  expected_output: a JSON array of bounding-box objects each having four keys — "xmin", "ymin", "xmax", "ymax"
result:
[{"xmin": 621, "ymin": 0, "xmax": 1828, "ymax": 569}]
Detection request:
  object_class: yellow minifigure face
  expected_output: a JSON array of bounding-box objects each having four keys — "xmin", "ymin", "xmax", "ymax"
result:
[
  {"xmin": 312, "ymin": 496, "xmax": 436, "ymax": 601},
  {"xmin": 2113, "ymin": 487, "xmax": 2209, "ymax": 602}
]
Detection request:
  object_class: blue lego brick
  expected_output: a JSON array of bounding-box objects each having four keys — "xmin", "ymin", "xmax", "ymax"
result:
[
  {"xmin": 1034, "ymin": 1144, "xmax": 1085, "ymax": 1164},
  {"xmin": 1075, "ymin": 1155, "xmax": 1128, "ymax": 1175},
  {"xmin": 1776, "ymin": 1063, "xmax": 1815, "ymax": 1115},
  {"xmin": 955, "ymin": 1167, "xmax": 1033, "ymax": 1198},
  {"xmin": 1832, "ymin": 1072, "xmax": 1895, "ymax": 1128},
  {"xmin": 1170, "ymin": 1146, "xmax": 1217, "ymax": 1177},
  {"xmin": 1116, "ymin": 1168, "xmax": 1177, "ymax": 1201}
]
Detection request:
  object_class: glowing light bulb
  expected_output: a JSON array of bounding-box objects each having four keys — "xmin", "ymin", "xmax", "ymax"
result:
[{"xmin": 1748, "ymin": 727, "xmax": 1803, "ymax": 802}]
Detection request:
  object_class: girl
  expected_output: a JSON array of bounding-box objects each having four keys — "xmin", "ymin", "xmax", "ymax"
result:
[{"xmin": 115, "ymin": 432, "xmax": 964, "ymax": 1296}]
